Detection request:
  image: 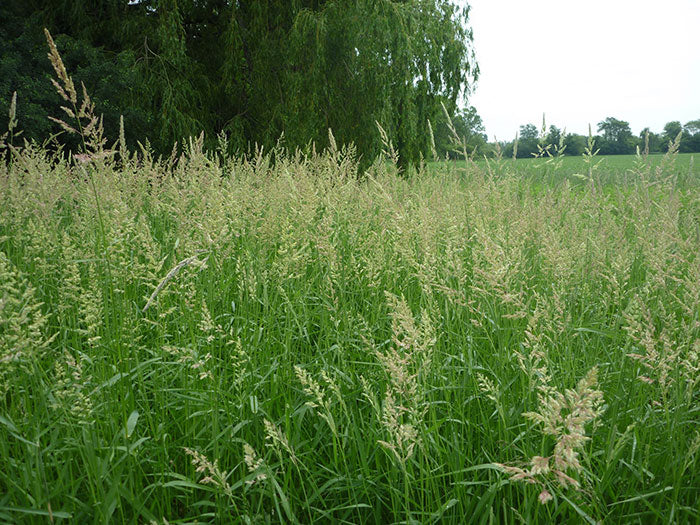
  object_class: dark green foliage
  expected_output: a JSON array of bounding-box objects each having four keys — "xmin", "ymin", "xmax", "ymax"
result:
[
  {"xmin": 685, "ymin": 131, "xmax": 700, "ymax": 153},
  {"xmin": 517, "ymin": 123, "xmax": 539, "ymax": 158},
  {"xmin": 648, "ymin": 120, "xmax": 700, "ymax": 154},
  {"xmin": 661, "ymin": 120, "xmax": 700, "ymax": 153},
  {"xmin": 545, "ymin": 125, "xmax": 561, "ymax": 149},
  {"xmin": 502, "ymin": 123, "xmax": 540, "ymax": 159},
  {"xmin": 0, "ymin": 6, "xmax": 150, "ymax": 151},
  {"xmin": 597, "ymin": 117, "xmax": 635, "ymax": 155},
  {"xmin": 684, "ymin": 120, "xmax": 700, "ymax": 153},
  {"xmin": 639, "ymin": 127, "xmax": 663, "ymax": 154},
  {"xmin": 685, "ymin": 119, "xmax": 700, "ymax": 135},
  {"xmin": 663, "ymin": 120, "xmax": 683, "ymax": 146},
  {"xmin": 0, "ymin": 0, "xmax": 478, "ymax": 164},
  {"xmin": 432, "ymin": 102, "xmax": 487, "ymax": 158},
  {"xmin": 564, "ymin": 133, "xmax": 587, "ymax": 156}
]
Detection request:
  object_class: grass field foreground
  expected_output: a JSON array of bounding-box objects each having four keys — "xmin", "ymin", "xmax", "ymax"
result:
[{"xmin": 1, "ymin": 137, "xmax": 699, "ymax": 523}]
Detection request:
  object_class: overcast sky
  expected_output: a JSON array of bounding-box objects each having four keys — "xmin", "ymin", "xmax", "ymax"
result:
[{"xmin": 462, "ymin": 0, "xmax": 700, "ymax": 141}]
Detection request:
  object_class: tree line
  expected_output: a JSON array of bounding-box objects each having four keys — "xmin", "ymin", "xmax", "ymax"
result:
[
  {"xmin": 0, "ymin": 0, "xmax": 478, "ymax": 167},
  {"xmin": 496, "ymin": 117, "xmax": 700, "ymax": 159}
]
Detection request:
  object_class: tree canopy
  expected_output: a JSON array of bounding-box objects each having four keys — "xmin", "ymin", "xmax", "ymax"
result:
[
  {"xmin": 0, "ymin": 0, "xmax": 479, "ymax": 166},
  {"xmin": 596, "ymin": 117, "xmax": 635, "ymax": 155},
  {"xmin": 431, "ymin": 103, "xmax": 486, "ymax": 159}
]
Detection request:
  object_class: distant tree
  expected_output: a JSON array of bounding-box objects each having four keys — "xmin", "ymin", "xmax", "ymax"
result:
[
  {"xmin": 501, "ymin": 139, "xmax": 515, "ymax": 159},
  {"xmin": 545, "ymin": 125, "xmax": 562, "ymax": 149},
  {"xmin": 519, "ymin": 124, "xmax": 538, "ymax": 141},
  {"xmin": 663, "ymin": 121, "xmax": 683, "ymax": 140},
  {"xmin": 597, "ymin": 117, "xmax": 634, "ymax": 154},
  {"xmin": 563, "ymin": 133, "xmax": 586, "ymax": 156},
  {"xmin": 433, "ymin": 103, "xmax": 486, "ymax": 159},
  {"xmin": 457, "ymin": 106, "xmax": 488, "ymax": 154},
  {"xmin": 685, "ymin": 119, "xmax": 700, "ymax": 135},
  {"xmin": 479, "ymin": 141, "xmax": 498, "ymax": 158},
  {"xmin": 639, "ymin": 128, "xmax": 663, "ymax": 153},
  {"xmin": 514, "ymin": 123, "xmax": 539, "ymax": 158},
  {"xmin": 686, "ymin": 135, "xmax": 700, "ymax": 153},
  {"xmin": 684, "ymin": 119, "xmax": 700, "ymax": 152},
  {"xmin": 662, "ymin": 121, "xmax": 684, "ymax": 151}
]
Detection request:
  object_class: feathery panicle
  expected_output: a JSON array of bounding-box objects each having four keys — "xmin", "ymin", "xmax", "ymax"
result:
[
  {"xmin": 264, "ymin": 418, "xmax": 298, "ymax": 466},
  {"xmin": 476, "ymin": 372, "xmax": 499, "ymax": 404},
  {"xmin": 0, "ymin": 251, "xmax": 53, "ymax": 394},
  {"xmin": 183, "ymin": 448, "xmax": 233, "ymax": 496},
  {"xmin": 500, "ymin": 367, "xmax": 605, "ymax": 502},
  {"xmin": 51, "ymin": 351, "xmax": 93, "ymax": 422},
  {"xmin": 295, "ymin": 365, "xmax": 326, "ymax": 410},
  {"xmin": 243, "ymin": 443, "xmax": 267, "ymax": 486},
  {"xmin": 162, "ymin": 345, "xmax": 213, "ymax": 381},
  {"xmin": 44, "ymin": 28, "xmax": 77, "ymax": 104}
]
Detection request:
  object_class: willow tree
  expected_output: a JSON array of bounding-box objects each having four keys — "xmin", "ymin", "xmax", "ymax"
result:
[
  {"xmin": 2, "ymin": 0, "xmax": 478, "ymax": 163},
  {"xmin": 220, "ymin": 0, "xmax": 478, "ymax": 165}
]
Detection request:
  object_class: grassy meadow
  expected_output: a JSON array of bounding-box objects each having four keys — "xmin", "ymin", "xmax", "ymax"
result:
[
  {"xmin": 434, "ymin": 152, "xmax": 699, "ymax": 187},
  {"xmin": 1, "ymin": 137, "xmax": 699, "ymax": 524}
]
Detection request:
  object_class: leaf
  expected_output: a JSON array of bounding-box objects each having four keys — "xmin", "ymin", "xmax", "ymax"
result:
[
  {"xmin": 125, "ymin": 410, "xmax": 139, "ymax": 438},
  {"xmin": 0, "ymin": 507, "xmax": 72, "ymax": 519},
  {"xmin": 0, "ymin": 414, "xmax": 19, "ymax": 433},
  {"xmin": 0, "ymin": 415, "xmax": 38, "ymax": 447},
  {"xmin": 609, "ymin": 486, "xmax": 673, "ymax": 506},
  {"xmin": 270, "ymin": 475, "xmax": 297, "ymax": 523},
  {"xmin": 95, "ymin": 372, "xmax": 126, "ymax": 392},
  {"xmin": 559, "ymin": 493, "xmax": 599, "ymax": 524},
  {"xmin": 116, "ymin": 437, "xmax": 150, "ymax": 454},
  {"xmin": 431, "ymin": 498, "xmax": 459, "ymax": 521}
]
